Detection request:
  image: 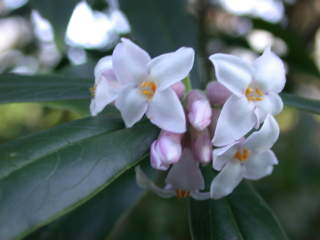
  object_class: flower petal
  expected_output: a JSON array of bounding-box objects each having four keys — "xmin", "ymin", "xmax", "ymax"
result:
[
  {"xmin": 112, "ymin": 38, "xmax": 151, "ymax": 84},
  {"xmin": 94, "ymin": 56, "xmax": 113, "ymax": 83},
  {"xmin": 191, "ymin": 191, "xmax": 210, "ymax": 200},
  {"xmin": 209, "ymin": 53, "xmax": 253, "ymax": 97},
  {"xmin": 135, "ymin": 166, "xmax": 175, "ymax": 198},
  {"xmin": 165, "ymin": 148, "xmax": 205, "ymax": 191},
  {"xmin": 90, "ymin": 77, "xmax": 120, "ymax": 116},
  {"xmin": 147, "ymin": 88, "xmax": 186, "ymax": 133},
  {"xmin": 212, "ymin": 141, "xmax": 240, "ymax": 171},
  {"xmin": 210, "ymin": 160, "xmax": 244, "ymax": 199},
  {"xmin": 252, "ymin": 47, "xmax": 286, "ymax": 93},
  {"xmin": 243, "ymin": 150, "xmax": 278, "ymax": 180},
  {"xmin": 212, "ymin": 95, "xmax": 256, "ymax": 147},
  {"xmin": 149, "ymin": 47, "xmax": 195, "ymax": 91},
  {"xmin": 109, "ymin": 9, "xmax": 131, "ymax": 34},
  {"xmin": 254, "ymin": 92, "xmax": 283, "ymax": 124},
  {"xmin": 244, "ymin": 114, "xmax": 279, "ymax": 153},
  {"xmin": 115, "ymin": 87, "xmax": 148, "ymax": 127}
]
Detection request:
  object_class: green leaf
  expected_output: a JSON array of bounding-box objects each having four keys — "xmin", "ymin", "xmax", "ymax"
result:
[
  {"xmin": 0, "ymin": 110, "xmax": 158, "ymax": 240},
  {"xmin": 25, "ymin": 165, "xmax": 148, "ymax": 240},
  {"xmin": 188, "ymin": 197, "xmax": 243, "ymax": 240},
  {"xmin": 0, "ymin": 73, "xmax": 91, "ymax": 104},
  {"xmin": 119, "ymin": 0, "xmax": 201, "ymax": 87},
  {"xmin": 44, "ymin": 99, "xmax": 90, "ymax": 116},
  {"xmin": 43, "ymin": 61, "xmax": 97, "ymax": 115},
  {"xmin": 282, "ymin": 93, "xmax": 320, "ymax": 114},
  {"xmin": 189, "ymin": 182, "xmax": 288, "ymax": 240},
  {"xmin": 59, "ymin": 61, "xmax": 96, "ymax": 79},
  {"xmin": 29, "ymin": 0, "xmax": 80, "ymax": 50}
]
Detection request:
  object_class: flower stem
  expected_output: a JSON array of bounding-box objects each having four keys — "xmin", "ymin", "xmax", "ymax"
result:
[{"xmin": 183, "ymin": 76, "xmax": 193, "ymax": 93}]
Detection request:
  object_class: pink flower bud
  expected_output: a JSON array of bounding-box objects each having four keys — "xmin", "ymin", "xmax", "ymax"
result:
[
  {"xmin": 192, "ymin": 129, "xmax": 212, "ymax": 165},
  {"xmin": 171, "ymin": 82, "xmax": 185, "ymax": 98},
  {"xmin": 206, "ymin": 81, "xmax": 231, "ymax": 105},
  {"xmin": 187, "ymin": 90, "xmax": 212, "ymax": 131},
  {"xmin": 150, "ymin": 131, "xmax": 183, "ymax": 171}
]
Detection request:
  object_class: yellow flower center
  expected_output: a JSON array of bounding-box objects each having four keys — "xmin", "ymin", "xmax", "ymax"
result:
[
  {"xmin": 234, "ymin": 149, "xmax": 250, "ymax": 162},
  {"xmin": 245, "ymin": 87, "xmax": 264, "ymax": 101},
  {"xmin": 139, "ymin": 81, "xmax": 157, "ymax": 99},
  {"xmin": 176, "ymin": 189, "xmax": 190, "ymax": 199}
]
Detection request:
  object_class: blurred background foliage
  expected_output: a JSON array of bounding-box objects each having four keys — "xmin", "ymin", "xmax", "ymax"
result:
[{"xmin": 0, "ymin": 0, "xmax": 320, "ymax": 239}]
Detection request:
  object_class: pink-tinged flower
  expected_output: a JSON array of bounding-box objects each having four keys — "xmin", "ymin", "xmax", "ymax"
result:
[
  {"xmin": 150, "ymin": 131, "xmax": 183, "ymax": 171},
  {"xmin": 136, "ymin": 148, "xmax": 210, "ymax": 200},
  {"xmin": 192, "ymin": 129, "xmax": 212, "ymax": 164},
  {"xmin": 171, "ymin": 82, "xmax": 185, "ymax": 98},
  {"xmin": 206, "ymin": 81, "xmax": 231, "ymax": 105},
  {"xmin": 210, "ymin": 115, "xmax": 279, "ymax": 199},
  {"xmin": 90, "ymin": 56, "xmax": 124, "ymax": 116},
  {"xmin": 187, "ymin": 90, "xmax": 212, "ymax": 131},
  {"xmin": 210, "ymin": 48, "xmax": 286, "ymax": 146},
  {"xmin": 113, "ymin": 38, "xmax": 194, "ymax": 133}
]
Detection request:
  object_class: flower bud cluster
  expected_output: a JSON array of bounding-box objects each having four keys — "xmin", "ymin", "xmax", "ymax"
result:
[{"xmin": 90, "ymin": 38, "xmax": 286, "ymax": 200}]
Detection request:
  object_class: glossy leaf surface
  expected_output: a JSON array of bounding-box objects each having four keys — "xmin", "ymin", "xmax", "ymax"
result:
[{"xmin": 0, "ymin": 111, "xmax": 158, "ymax": 240}]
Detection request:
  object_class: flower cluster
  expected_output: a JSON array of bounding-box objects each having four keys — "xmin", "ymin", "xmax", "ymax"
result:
[{"xmin": 91, "ymin": 38, "xmax": 286, "ymax": 200}]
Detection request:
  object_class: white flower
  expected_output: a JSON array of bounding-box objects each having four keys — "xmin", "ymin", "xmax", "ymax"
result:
[
  {"xmin": 113, "ymin": 38, "xmax": 194, "ymax": 133},
  {"xmin": 210, "ymin": 114, "xmax": 279, "ymax": 199},
  {"xmin": 136, "ymin": 148, "xmax": 210, "ymax": 200},
  {"xmin": 90, "ymin": 56, "xmax": 123, "ymax": 116},
  {"xmin": 209, "ymin": 48, "xmax": 286, "ymax": 146}
]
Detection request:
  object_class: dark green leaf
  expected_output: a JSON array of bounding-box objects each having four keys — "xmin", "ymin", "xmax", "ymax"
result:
[
  {"xmin": 188, "ymin": 197, "xmax": 243, "ymax": 240},
  {"xmin": 29, "ymin": 0, "xmax": 80, "ymax": 50},
  {"xmin": 0, "ymin": 73, "xmax": 91, "ymax": 104},
  {"xmin": 25, "ymin": 164, "xmax": 148, "ymax": 240},
  {"xmin": 59, "ymin": 61, "xmax": 96, "ymax": 79},
  {"xmin": 44, "ymin": 61, "xmax": 97, "ymax": 115},
  {"xmin": 119, "ymin": 0, "xmax": 201, "ymax": 87},
  {"xmin": 282, "ymin": 93, "xmax": 320, "ymax": 114},
  {"xmin": 189, "ymin": 182, "xmax": 288, "ymax": 240},
  {"xmin": 0, "ymin": 110, "xmax": 158, "ymax": 240}
]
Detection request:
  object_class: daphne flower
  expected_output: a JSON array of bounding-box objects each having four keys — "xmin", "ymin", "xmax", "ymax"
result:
[
  {"xmin": 187, "ymin": 90, "xmax": 212, "ymax": 131},
  {"xmin": 210, "ymin": 115, "xmax": 279, "ymax": 199},
  {"xmin": 150, "ymin": 131, "xmax": 183, "ymax": 171},
  {"xmin": 210, "ymin": 48, "xmax": 286, "ymax": 146},
  {"xmin": 107, "ymin": 0, "xmax": 131, "ymax": 35},
  {"xmin": 114, "ymin": 38, "xmax": 194, "ymax": 133},
  {"xmin": 90, "ymin": 56, "xmax": 123, "ymax": 116},
  {"xmin": 136, "ymin": 149, "xmax": 210, "ymax": 200}
]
